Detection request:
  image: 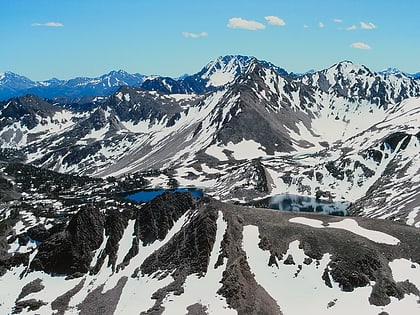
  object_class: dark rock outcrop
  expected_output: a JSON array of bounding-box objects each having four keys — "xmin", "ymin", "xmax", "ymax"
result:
[
  {"xmin": 30, "ymin": 207, "xmax": 105, "ymax": 275},
  {"xmin": 134, "ymin": 192, "xmax": 195, "ymax": 245},
  {"xmin": 92, "ymin": 209, "xmax": 130, "ymax": 274},
  {"xmin": 139, "ymin": 202, "xmax": 218, "ymax": 277},
  {"xmin": 12, "ymin": 299, "xmax": 47, "ymax": 314},
  {"xmin": 17, "ymin": 278, "xmax": 44, "ymax": 301}
]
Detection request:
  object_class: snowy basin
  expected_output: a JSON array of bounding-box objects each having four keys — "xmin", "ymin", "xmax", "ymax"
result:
[{"xmin": 269, "ymin": 194, "xmax": 349, "ymax": 216}]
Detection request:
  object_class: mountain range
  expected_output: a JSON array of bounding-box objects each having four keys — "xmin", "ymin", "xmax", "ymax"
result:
[
  {"xmin": 0, "ymin": 55, "xmax": 419, "ymax": 314},
  {"xmin": 2, "ymin": 55, "xmax": 418, "ymax": 102},
  {"xmin": 0, "ymin": 70, "xmax": 147, "ymax": 102},
  {"xmin": 1, "ymin": 55, "xmax": 418, "ymax": 222}
]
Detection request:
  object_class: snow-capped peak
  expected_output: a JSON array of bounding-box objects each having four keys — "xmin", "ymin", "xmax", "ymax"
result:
[
  {"xmin": 328, "ymin": 60, "xmax": 373, "ymax": 76},
  {"xmin": 201, "ymin": 55, "xmax": 254, "ymax": 87}
]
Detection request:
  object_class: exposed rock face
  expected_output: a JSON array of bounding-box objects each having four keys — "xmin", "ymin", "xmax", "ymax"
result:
[
  {"xmin": 30, "ymin": 207, "xmax": 105, "ymax": 275},
  {"xmin": 223, "ymin": 204, "xmax": 420, "ymax": 310},
  {"xmin": 134, "ymin": 192, "xmax": 195, "ymax": 245},
  {"xmin": 0, "ymin": 94, "xmax": 59, "ymax": 129},
  {"xmin": 77, "ymin": 277, "xmax": 128, "ymax": 315},
  {"xmin": 91, "ymin": 209, "xmax": 130, "ymax": 274},
  {"xmin": 140, "ymin": 201, "xmax": 218, "ymax": 277},
  {"xmin": 0, "ymin": 252, "xmax": 30, "ymax": 277},
  {"xmin": 17, "ymin": 278, "xmax": 44, "ymax": 301},
  {"xmin": 0, "ymin": 70, "xmax": 146, "ymax": 101},
  {"xmin": 1, "ymin": 57, "xmax": 419, "ymax": 232},
  {"xmin": 51, "ymin": 279, "xmax": 85, "ymax": 315}
]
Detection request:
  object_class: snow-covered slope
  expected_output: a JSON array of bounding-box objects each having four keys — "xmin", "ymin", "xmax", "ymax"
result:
[{"xmin": 0, "ymin": 94, "xmax": 83, "ymax": 149}]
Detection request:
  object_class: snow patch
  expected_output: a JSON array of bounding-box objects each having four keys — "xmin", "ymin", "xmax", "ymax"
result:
[
  {"xmin": 289, "ymin": 217, "xmax": 400, "ymax": 245},
  {"xmin": 205, "ymin": 139, "xmax": 267, "ymax": 161},
  {"xmin": 389, "ymin": 258, "xmax": 420, "ymax": 290}
]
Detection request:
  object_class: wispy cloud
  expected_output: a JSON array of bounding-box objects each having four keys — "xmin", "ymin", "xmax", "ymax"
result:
[
  {"xmin": 227, "ymin": 17, "xmax": 265, "ymax": 30},
  {"xmin": 31, "ymin": 22, "xmax": 64, "ymax": 27},
  {"xmin": 346, "ymin": 25, "xmax": 357, "ymax": 31},
  {"xmin": 182, "ymin": 32, "xmax": 208, "ymax": 38},
  {"xmin": 360, "ymin": 21, "xmax": 377, "ymax": 29},
  {"xmin": 264, "ymin": 16, "xmax": 286, "ymax": 26},
  {"xmin": 303, "ymin": 24, "xmax": 309, "ymax": 29},
  {"xmin": 319, "ymin": 22, "xmax": 325, "ymax": 28},
  {"xmin": 350, "ymin": 42, "xmax": 371, "ymax": 50},
  {"xmin": 334, "ymin": 19, "xmax": 343, "ymax": 23}
]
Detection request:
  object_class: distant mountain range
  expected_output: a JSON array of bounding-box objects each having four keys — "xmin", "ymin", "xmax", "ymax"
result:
[
  {"xmin": 0, "ymin": 70, "xmax": 147, "ymax": 101},
  {"xmin": 2, "ymin": 55, "xmax": 418, "ymax": 101}
]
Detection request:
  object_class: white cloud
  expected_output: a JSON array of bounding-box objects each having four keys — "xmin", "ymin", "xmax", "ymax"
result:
[
  {"xmin": 346, "ymin": 25, "xmax": 357, "ymax": 31},
  {"xmin": 227, "ymin": 17, "xmax": 266, "ymax": 30},
  {"xmin": 334, "ymin": 19, "xmax": 343, "ymax": 23},
  {"xmin": 264, "ymin": 16, "xmax": 286, "ymax": 26},
  {"xmin": 182, "ymin": 32, "xmax": 208, "ymax": 38},
  {"xmin": 319, "ymin": 22, "xmax": 325, "ymax": 28},
  {"xmin": 303, "ymin": 24, "xmax": 309, "ymax": 29},
  {"xmin": 360, "ymin": 21, "xmax": 377, "ymax": 29},
  {"xmin": 31, "ymin": 22, "xmax": 64, "ymax": 27},
  {"xmin": 350, "ymin": 42, "xmax": 372, "ymax": 50}
]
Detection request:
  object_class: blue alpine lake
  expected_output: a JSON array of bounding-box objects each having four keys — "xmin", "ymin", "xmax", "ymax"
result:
[
  {"xmin": 123, "ymin": 189, "xmax": 348, "ymax": 216},
  {"xmin": 123, "ymin": 188, "xmax": 204, "ymax": 203},
  {"xmin": 268, "ymin": 193, "xmax": 350, "ymax": 216}
]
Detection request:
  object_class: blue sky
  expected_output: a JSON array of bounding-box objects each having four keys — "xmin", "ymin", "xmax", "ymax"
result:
[{"xmin": 1, "ymin": 0, "xmax": 419, "ymax": 80}]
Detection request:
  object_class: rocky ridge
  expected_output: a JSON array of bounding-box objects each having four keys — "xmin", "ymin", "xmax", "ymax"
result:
[{"xmin": 0, "ymin": 184, "xmax": 419, "ymax": 314}]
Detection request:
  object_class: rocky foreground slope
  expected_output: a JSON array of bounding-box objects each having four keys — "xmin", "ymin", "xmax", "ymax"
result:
[{"xmin": 0, "ymin": 187, "xmax": 419, "ymax": 314}]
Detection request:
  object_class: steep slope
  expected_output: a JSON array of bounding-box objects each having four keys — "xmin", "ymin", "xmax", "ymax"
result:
[{"xmin": 0, "ymin": 189, "xmax": 419, "ymax": 314}]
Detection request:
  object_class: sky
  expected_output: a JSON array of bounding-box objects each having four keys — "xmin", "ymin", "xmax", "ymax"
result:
[{"xmin": 1, "ymin": 0, "xmax": 420, "ymax": 81}]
